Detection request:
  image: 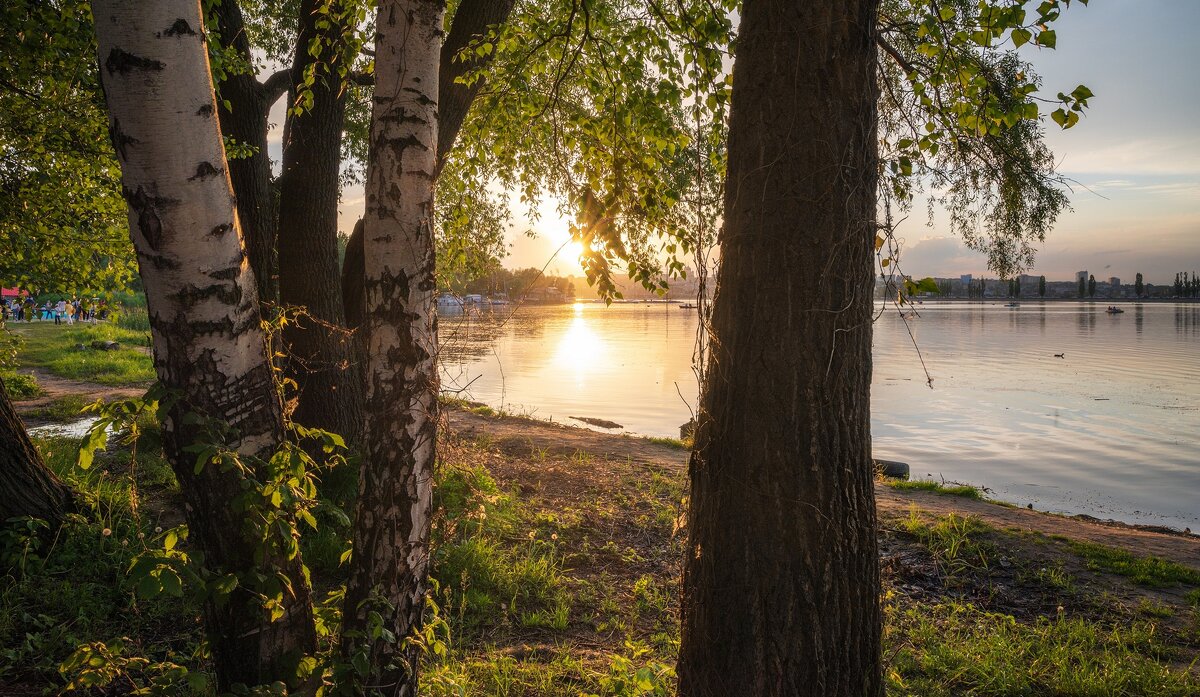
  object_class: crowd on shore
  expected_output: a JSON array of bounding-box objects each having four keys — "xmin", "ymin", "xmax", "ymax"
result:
[{"xmin": 2, "ymin": 297, "xmax": 108, "ymax": 325}]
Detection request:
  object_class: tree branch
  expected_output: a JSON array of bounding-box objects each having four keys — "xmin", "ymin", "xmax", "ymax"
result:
[
  {"xmin": 261, "ymin": 69, "xmax": 293, "ymax": 105},
  {"xmin": 877, "ymin": 35, "xmax": 916, "ymax": 75}
]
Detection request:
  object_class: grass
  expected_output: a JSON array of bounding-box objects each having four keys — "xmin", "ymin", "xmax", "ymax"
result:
[
  {"xmin": 889, "ymin": 478, "xmax": 983, "ymax": 500},
  {"xmin": 430, "ymin": 464, "xmax": 572, "ymax": 637},
  {"xmin": 9, "ymin": 322, "xmax": 153, "ymax": 385},
  {"xmin": 885, "ymin": 601, "xmax": 1200, "ymax": 696},
  {"xmin": 645, "ymin": 435, "xmax": 689, "ymax": 450},
  {"xmin": 1065, "ymin": 539, "xmax": 1200, "ymax": 587}
]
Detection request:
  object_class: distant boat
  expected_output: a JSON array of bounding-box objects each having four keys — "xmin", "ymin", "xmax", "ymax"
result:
[
  {"xmin": 1105, "ymin": 306, "xmax": 1125, "ymax": 314},
  {"xmin": 679, "ymin": 303, "xmax": 698, "ymax": 309},
  {"xmin": 1004, "ymin": 302, "xmax": 1020, "ymax": 308},
  {"xmin": 436, "ymin": 293, "xmax": 464, "ymax": 311}
]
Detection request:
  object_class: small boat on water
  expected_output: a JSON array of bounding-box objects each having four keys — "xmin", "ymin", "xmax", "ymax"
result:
[
  {"xmin": 1004, "ymin": 302, "xmax": 1020, "ymax": 308},
  {"xmin": 1105, "ymin": 306, "xmax": 1125, "ymax": 314},
  {"xmin": 679, "ymin": 303, "xmax": 698, "ymax": 309}
]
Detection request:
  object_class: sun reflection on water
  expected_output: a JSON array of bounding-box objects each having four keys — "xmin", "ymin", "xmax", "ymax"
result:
[{"xmin": 553, "ymin": 303, "xmax": 606, "ymax": 379}]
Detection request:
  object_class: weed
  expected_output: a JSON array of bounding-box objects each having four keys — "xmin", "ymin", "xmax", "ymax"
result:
[
  {"xmin": 632, "ymin": 574, "xmax": 670, "ymax": 615},
  {"xmin": 901, "ymin": 510, "xmax": 994, "ymax": 577}
]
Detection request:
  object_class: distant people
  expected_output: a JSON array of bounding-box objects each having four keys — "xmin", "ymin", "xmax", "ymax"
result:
[{"xmin": 54, "ymin": 299, "xmax": 66, "ymax": 324}]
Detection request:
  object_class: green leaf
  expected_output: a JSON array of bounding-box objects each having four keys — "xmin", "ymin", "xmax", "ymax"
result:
[
  {"xmin": 1011, "ymin": 28, "xmax": 1032, "ymax": 48},
  {"xmin": 1037, "ymin": 29, "xmax": 1057, "ymax": 48}
]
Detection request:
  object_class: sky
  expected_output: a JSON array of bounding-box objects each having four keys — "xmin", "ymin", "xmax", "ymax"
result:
[{"xmin": 271, "ymin": 0, "xmax": 1199, "ymax": 286}]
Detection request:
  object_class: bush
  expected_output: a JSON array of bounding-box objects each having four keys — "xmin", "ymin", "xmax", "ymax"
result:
[{"xmin": 1, "ymin": 371, "xmax": 42, "ymax": 399}]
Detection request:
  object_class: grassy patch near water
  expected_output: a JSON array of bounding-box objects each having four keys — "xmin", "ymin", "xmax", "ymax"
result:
[{"xmin": 889, "ymin": 478, "xmax": 983, "ymax": 500}]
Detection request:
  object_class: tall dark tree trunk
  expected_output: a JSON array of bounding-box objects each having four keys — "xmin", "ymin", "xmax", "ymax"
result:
[
  {"xmin": 213, "ymin": 0, "xmax": 287, "ymax": 306},
  {"xmin": 0, "ymin": 379, "xmax": 74, "ymax": 525},
  {"xmin": 677, "ymin": 1, "xmax": 882, "ymax": 695},
  {"xmin": 92, "ymin": 2, "xmax": 316, "ymax": 690},
  {"xmin": 276, "ymin": 0, "xmax": 361, "ymax": 440}
]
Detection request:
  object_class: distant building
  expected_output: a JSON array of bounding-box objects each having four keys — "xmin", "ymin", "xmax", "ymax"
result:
[
  {"xmin": 960, "ymin": 274, "xmax": 973, "ymax": 285},
  {"xmin": 1108, "ymin": 276, "xmax": 1120, "ymax": 287},
  {"xmin": 1075, "ymin": 270, "xmax": 1089, "ymax": 284}
]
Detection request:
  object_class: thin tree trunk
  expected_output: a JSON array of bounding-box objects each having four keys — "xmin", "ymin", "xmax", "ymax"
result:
[
  {"xmin": 0, "ymin": 379, "xmax": 74, "ymax": 525},
  {"xmin": 92, "ymin": 2, "xmax": 316, "ymax": 690},
  {"xmin": 276, "ymin": 0, "xmax": 362, "ymax": 440},
  {"xmin": 677, "ymin": 1, "xmax": 882, "ymax": 695},
  {"xmin": 341, "ymin": 1, "xmax": 442, "ymax": 693},
  {"xmin": 213, "ymin": 0, "xmax": 285, "ymax": 305}
]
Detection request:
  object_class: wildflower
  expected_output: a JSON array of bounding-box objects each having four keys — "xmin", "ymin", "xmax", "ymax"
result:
[
  {"xmin": 137, "ymin": 532, "xmax": 145, "ymax": 539},
  {"xmin": 122, "ymin": 539, "xmax": 129, "ymax": 546},
  {"xmin": 102, "ymin": 528, "xmax": 112, "ymax": 537},
  {"xmin": 154, "ymin": 526, "xmax": 163, "ymax": 533},
  {"xmin": 551, "ymin": 533, "xmax": 558, "ymax": 541},
  {"xmin": 527, "ymin": 531, "xmax": 536, "ymax": 540}
]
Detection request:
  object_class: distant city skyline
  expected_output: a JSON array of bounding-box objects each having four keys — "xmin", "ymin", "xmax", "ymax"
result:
[{"xmin": 285, "ymin": 1, "xmax": 1199, "ymax": 286}]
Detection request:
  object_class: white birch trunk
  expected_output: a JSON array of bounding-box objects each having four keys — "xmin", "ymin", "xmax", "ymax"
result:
[
  {"xmin": 92, "ymin": 1, "xmax": 315, "ymax": 689},
  {"xmin": 342, "ymin": 0, "xmax": 443, "ymax": 693}
]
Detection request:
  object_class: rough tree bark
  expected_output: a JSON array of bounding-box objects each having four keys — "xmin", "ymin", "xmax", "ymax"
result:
[
  {"xmin": 276, "ymin": 0, "xmax": 362, "ymax": 440},
  {"xmin": 340, "ymin": 0, "xmax": 516, "ymax": 330},
  {"xmin": 677, "ymin": 1, "xmax": 883, "ymax": 696},
  {"xmin": 0, "ymin": 379, "xmax": 74, "ymax": 525},
  {"xmin": 341, "ymin": 0, "xmax": 442, "ymax": 693},
  {"xmin": 213, "ymin": 0, "xmax": 288, "ymax": 305},
  {"xmin": 91, "ymin": 1, "xmax": 316, "ymax": 690}
]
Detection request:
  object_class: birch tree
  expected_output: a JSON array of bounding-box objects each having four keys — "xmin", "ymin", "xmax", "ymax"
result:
[
  {"xmin": 340, "ymin": 0, "xmax": 443, "ymax": 693},
  {"xmin": 91, "ymin": 0, "xmax": 316, "ymax": 689}
]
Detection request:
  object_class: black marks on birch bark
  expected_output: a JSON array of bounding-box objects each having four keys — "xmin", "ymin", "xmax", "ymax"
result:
[
  {"xmin": 197, "ymin": 103, "xmax": 214, "ymax": 117},
  {"xmin": 209, "ymin": 223, "xmax": 233, "ymax": 237},
  {"xmin": 105, "ymin": 48, "xmax": 164, "ymax": 75},
  {"xmin": 108, "ymin": 117, "xmax": 140, "ymax": 161},
  {"xmin": 163, "ymin": 19, "xmax": 197, "ymax": 37},
  {"xmin": 189, "ymin": 162, "xmax": 224, "ymax": 181},
  {"xmin": 122, "ymin": 185, "xmax": 173, "ymax": 251},
  {"xmin": 173, "ymin": 281, "xmax": 243, "ymax": 308}
]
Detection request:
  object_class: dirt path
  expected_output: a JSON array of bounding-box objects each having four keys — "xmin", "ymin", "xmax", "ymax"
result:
[
  {"xmin": 447, "ymin": 409, "xmax": 1200, "ymax": 568},
  {"xmin": 13, "ymin": 367, "xmax": 146, "ymax": 416}
]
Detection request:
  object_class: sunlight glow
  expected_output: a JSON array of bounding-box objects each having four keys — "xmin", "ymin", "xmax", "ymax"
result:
[{"xmin": 553, "ymin": 309, "xmax": 606, "ymax": 377}]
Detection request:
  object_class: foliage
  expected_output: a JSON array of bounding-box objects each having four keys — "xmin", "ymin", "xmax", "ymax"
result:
[
  {"xmin": 0, "ymin": 0, "xmax": 135, "ymax": 296},
  {"xmin": 448, "ymin": 0, "xmax": 735, "ymax": 298},
  {"xmin": 877, "ymin": 0, "xmax": 1091, "ymax": 279}
]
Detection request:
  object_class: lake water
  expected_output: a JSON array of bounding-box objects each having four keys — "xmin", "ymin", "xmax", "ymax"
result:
[{"xmin": 438, "ymin": 301, "xmax": 1200, "ymax": 532}]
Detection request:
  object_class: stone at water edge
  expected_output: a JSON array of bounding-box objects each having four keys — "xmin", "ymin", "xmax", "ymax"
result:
[{"xmin": 874, "ymin": 459, "xmax": 910, "ymax": 479}]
